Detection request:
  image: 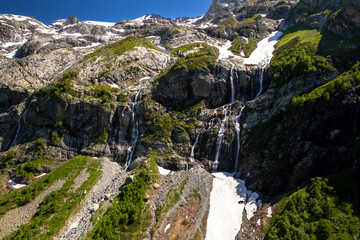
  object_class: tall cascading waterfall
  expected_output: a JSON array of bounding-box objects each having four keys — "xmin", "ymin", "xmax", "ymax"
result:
[
  {"xmin": 190, "ymin": 133, "xmax": 200, "ymax": 163},
  {"xmin": 254, "ymin": 67, "xmax": 265, "ymax": 99},
  {"xmin": 212, "ymin": 64, "xmax": 236, "ymax": 171},
  {"xmin": 234, "ymin": 106, "xmax": 245, "ymax": 175},
  {"xmin": 125, "ymin": 88, "xmax": 142, "ymax": 166},
  {"xmin": 190, "ymin": 110, "xmax": 217, "ymax": 162},
  {"xmin": 230, "ymin": 64, "xmax": 235, "ymax": 103},
  {"xmin": 9, "ymin": 96, "xmax": 33, "ymax": 149},
  {"xmin": 213, "ymin": 105, "xmax": 229, "ymax": 172}
]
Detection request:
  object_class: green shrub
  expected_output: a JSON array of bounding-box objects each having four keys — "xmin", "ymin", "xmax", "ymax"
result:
[
  {"xmin": 93, "ymin": 128, "xmax": 108, "ymax": 144},
  {"xmin": 243, "ymin": 37, "xmax": 257, "ymax": 57},
  {"xmin": 231, "ymin": 36, "xmax": 247, "ymax": 55},
  {"xmin": 0, "ymin": 152, "xmax": 15, "ymax": 163},
  {"xmin": 33, "ymin": 138, "xmax": 46, "ymax": 153},
  {"xmin": 265, "ymin": 176, "xmax": 359, "ymax": 240},
  {"xmin": 219, "ymin": 16, "xmax": 239, "ymax": 27}
]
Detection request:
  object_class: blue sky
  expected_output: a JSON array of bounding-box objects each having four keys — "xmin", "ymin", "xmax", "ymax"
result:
[{"xmin": 1, "ymin": 0, "xmax": 211, "ymax": 25}]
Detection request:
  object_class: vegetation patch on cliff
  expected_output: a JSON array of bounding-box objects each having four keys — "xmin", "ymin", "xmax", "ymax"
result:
[
  {"xmin": 266, "ymin": 175, "xmax": 359, "ymax": 239},
  {"xmin": 271, "ymin": 24, "xmax": 335, "ymax": 86},
  {"xmin": 2, "ymin": 156, "xmax": 102, "ymax": 239},
  {"xmin": 87, "ymin": 157, "xmax": 157, "ymax": 240},
  {"xmin": 84, "ymin": 35, "xmax": 157, "ymax": 60},
  {"xmin": 291, "ymin": 62, "xmax": 360, "ymax": 109},
  {"xmin": 231, "ymin": 36, "xmax": 257, "ymax": 57},
  {"xmin": 163, "ymin": 42, "xmax": 219, "ymax": 74}
]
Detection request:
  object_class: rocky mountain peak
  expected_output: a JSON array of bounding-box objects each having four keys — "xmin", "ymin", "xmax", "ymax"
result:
[
  {"xmin": 204, "ymin": 0, "xmax": 248, "ymax": 20},
  {"xmin": 64, "ymin": 16, "xmax": 80, "ymax": 25}
]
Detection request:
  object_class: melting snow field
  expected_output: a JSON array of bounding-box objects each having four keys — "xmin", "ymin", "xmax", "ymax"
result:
[
  {"xmin": 243, "ymin": 31, "xmax": 283, "ymax": 66},
  {"xmin": 158, "ymin": 166, "xmax": 172, "ymax": 176},
  {"xmin": 8, "ymin": 179, "xmax": 27, "ymax": 189},
  {"xmin": 217, "ymin": 40, "xmax": 241, "ymax": 60},
  {"xmin": 205, "ymin": 172, "xmax": 247, "ymax": 240}
]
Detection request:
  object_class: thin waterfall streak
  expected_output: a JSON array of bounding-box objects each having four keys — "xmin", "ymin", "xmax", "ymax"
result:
[
  {"xmin": 234, "ymin": 106, "xmax": 245, "ymax": 175},
  {"xmin": 213, "ymin": 105, "xmax": 229, "ymax": 172},
  {"xmin": 190, "ymin": 109, "xmax": 217, "ymax": 162},
  {"xmin": 230, "ymin": 64, "xmax": 235, "ymax": 103},
  {"xmin": 190, "ymin": 133, "xmax": 200, "ymax": 162},
  {"xmin": 254, "ymin": 67, "xmax": 265, "ymax": 99},
  {"xmin": 125, "ymin": 88, "xmax": 142, "ymax": 167}
]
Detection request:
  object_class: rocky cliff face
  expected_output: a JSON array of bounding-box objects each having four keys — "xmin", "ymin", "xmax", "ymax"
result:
[{"xmin": 0, "ymin": 0, "xmax": 359, "ymax": 239}]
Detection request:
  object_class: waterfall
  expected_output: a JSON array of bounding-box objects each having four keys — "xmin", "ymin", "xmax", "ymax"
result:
[
  {"xmin": 230, "ymin": 64, "xmax": 235, "ymax": 103},
  {"xmin": 190, "ymin": 133, "xmax": 200, "ymax": 162},
  {"xmin": 190, "ymin": 109, "xmax": 217, "ymax": 162},
  {"xmin": 254, "ymin": 67, "xmax": 265, "ymax": 99},
  {"xmin": 234, "ymin": 106, "xmax": 245, "ymax": 175},
  {"xmin": 9, "ymin": 96, "xmax": 32, "ymax": 149},
  {"xmin": 213, "ymin": 105, "xmax": 229, "ymax": 172},
  {"xmin": 125, "ymin": 88, "xmax": 142, "ymax": 166}
]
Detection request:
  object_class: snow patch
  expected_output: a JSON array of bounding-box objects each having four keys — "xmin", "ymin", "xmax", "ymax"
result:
[
  {"xmin": 2, "ymin": 40, "xmax": 26, "ymax": 48},
  {"xmin": 8, "ymin": 179, "xmax": 27, "ymax": 189},
  {"xmin": 243, "ymin": 31, "xmax": 283, "ymax": 66},
  {"xmin": 134, "ymin": 15, "xmax": 152, "ymax": 22},
  {"xmin": 0, "ymin": 14, "xmax": 30, "ymax": 21},
  {"xmin": 158, "ymin": 166, "xmax": 171, "ymax": 176},
  {"xmin": 69, "ymin": 218, "xmax": 80, "ymax": 230},
  {"xmin": 257, "ymin": 219, "xmax": 261, "ymax": 225},
  {"xmin": 245, "ymin": 191, "xmax": 259, "ymax": 220},
  {"xmin": 215, "ymin": 40, "xmax": 241, "ymax": 60},
  {"xmin": 35, "ymin": 173, "xmax": 47, "ymax": 178},
  {"xmin": 84, "ymin": 21, "xmax": 116, "ymax": 27},
  {"xmin": 164, "ymin": 223, "xmax": 171, "ymax": 232},
  {"xmin": 109, "ymin": 83, "xmax": 120, "ymax": 89},
  {"xmin": 199, "ymin": 21, "xmax": 218, "ymax": 29},
  {"xmin": 73, "ymin": 42, "xmax": 101, "ymax": 49},
  {"xmin": 205, "ymin": 172, "xmax": 247, "ymax": 240},
  {"xmin": 267, "ymin": 207, "xmax": 272, "ymax": 218}
]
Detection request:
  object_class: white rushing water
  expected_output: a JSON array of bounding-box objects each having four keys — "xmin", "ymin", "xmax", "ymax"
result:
[
  {"xmin": 213, "ymin": 106, "xmax": 229, "ymax": 172},
  {"xmin": 190, "ymin": 133, "xmax": 200, "ymax": 162},
  {"xmin": 190, "ymin": 109, "xmax": 217, "ymax": 162},
  {"xmin": 254, "ymin": 67, "xmax": 265, "ymax": 99},
  {"xmin": 230, "ymin": 64, "xmax": 235, "ymax": 103},
  {"xmin": 125, "ymin": 88, "xmax": 142, "ymax": 166},
  {"xmin": 234, "ymin": 106, "xmax": 245, "ymax": 174}
]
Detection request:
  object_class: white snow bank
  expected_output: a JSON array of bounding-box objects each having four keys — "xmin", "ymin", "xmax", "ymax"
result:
[
  {"xmin": 199, "ymin": 22, "xmax": 218, "ymax": 29},
  {"xmin": 0, "ymin": 14, "xmax": 30, "ymax": 21},
  {"xmin": 158, "ymin": 166, "xmax": 171, "ymax": 176},
  {"xmin": 69, "ymin": 217, "xmax": 80, "ymax": 230},
  {"xmin": 35, "ymin": 173, "xmax": 47, "ymax": 178},
  {"xmin": 8, "ymin": 179, "xmax": 27, "ymax": 189},
  {"xmin": 243, "ymin": 31, "xmax": 283, "ymax": 66},
  {"xmin": 73, "ymin": 42, "xmax": 101, "ymax": 49},
  {"xmin": 216, "ymin": 40, "xmax": 241, "ymax": 60},
  {"xmin": 267, "ymin": 207, "xmax": 272, "ymax": 218},
  {"xmin": 205, "ymin": 172, "xmax": 247, "ymax": 240},
  {"xmin": 245, "ymin": 191, "xmax": 259, "ymax": 220},
  {"xmin": 164, "ymin": 223, "xmax": 171, "ymax": 232},
  {"xmin": 134, "ymin": 15, "xmax": 152, "ymax": 22},
  {"xmin": 109, "ymin": 83, "xmax": 120, "ymax": 89},
  {"xmin": 84, "ymin": 21, "xmax": 116, "ymax": 27},
  {"xmin": 2, "ymin": 40, "xmax": 26, "ymax": 48}
]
